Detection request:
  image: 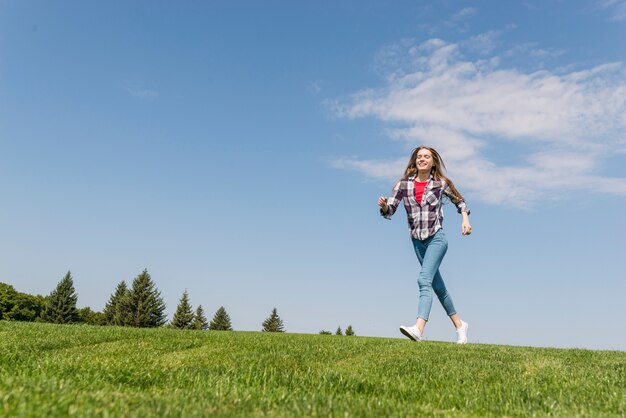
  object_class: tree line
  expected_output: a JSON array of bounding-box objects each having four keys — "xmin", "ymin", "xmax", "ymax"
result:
[
  {"xmin": 1, "ymin": 270, "xmax": 354, "ymax": 335},
  {"xmin": 318, "ymin": 325, "xmax": 356, "ymax": 336}
]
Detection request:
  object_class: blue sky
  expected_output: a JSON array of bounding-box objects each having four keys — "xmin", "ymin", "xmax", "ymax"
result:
[{"xmin": 1, "ymin": 1, "xmax": 625, "ymax": 350}]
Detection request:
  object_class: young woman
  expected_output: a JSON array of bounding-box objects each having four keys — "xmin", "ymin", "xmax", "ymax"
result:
[{"xmin": 378, "ymin": 146, "xmax": 472, "ymax": 344}]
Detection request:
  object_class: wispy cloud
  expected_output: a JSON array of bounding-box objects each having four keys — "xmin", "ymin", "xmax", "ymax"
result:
[
  {"xmin": 504, "ymin": 42, "xmax": 566, "ymax": 67},
  {"xmin": 463, "ymin": 30, "xmax": 500, "ymax": 55},
  {"xmin": 449, "ymin": 7, "xmax": 477, "ymax": 23},
  {"xmin": 124, "ymin": 85, "xmax": 160, "ymax": 100},
  {"xmin": 308, "ymin": 80, "xmax": 323, "ymax": 95},
  {"xmin": 595, "ymin": 0, "xmax": 626, "ymax": 21},
  {"xmin": 444, "ymin": 7, "xmax": 478, "ymax": 33},
  {"xmin": 420, "ymin": 7, "xmax": 479, "ymax": 36},
  {"xmin": 330, "ymin": 39, "xmax": 626, "ymax": 207}
]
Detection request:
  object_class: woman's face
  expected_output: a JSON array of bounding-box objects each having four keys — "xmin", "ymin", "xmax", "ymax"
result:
[{"xmin": 415, "ymin": 148, "xmax": 434, "ymax": 173}]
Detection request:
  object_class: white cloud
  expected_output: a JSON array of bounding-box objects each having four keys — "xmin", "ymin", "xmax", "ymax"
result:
[
  {"xmin": 330, "ymin": 157, "xmax": 407, "ymax": 180},
  {"xmin": 505, "ymin": 43, "xmax": 567, "ymax": 69},
  {"xmin": 331, "ymin": 39, "xmax": 626, "ymax": 207},
  {"xmin": 450, "ymin": 7, "xmax": 477, "ymax": 22},
  {"xmin": 444, "ymin": 7, "xmax": 478, "ymax": 33},
  {"xmin": 124, "ymin": 85, "xmax": 159, "ymax": 100},
  {"xmin": 463, "ymin": 31, "xmax": 500, "ymax": 56},
  {"xmin": 596, "ymin": 0, "xmax": 626, "ymax": 21}
]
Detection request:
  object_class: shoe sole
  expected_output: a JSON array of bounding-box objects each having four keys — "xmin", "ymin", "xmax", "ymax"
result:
[{"xmin": 399, "ymin": 326, "xmax": 420, "ymax": 341}]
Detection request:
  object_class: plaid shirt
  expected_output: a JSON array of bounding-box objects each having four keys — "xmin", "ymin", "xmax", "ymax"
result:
[{"xmin": 381, "ymin": 175, "xmax": 470, "ymax": 240}]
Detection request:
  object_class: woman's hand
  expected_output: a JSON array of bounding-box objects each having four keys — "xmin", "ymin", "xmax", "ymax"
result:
[
  {"xmin": 461, "ymin": 212, "xmax": 472, "ymax": 235},
  {"xmin": 378, "ymin": 196, "xmax": 389, "ymax": 213}
]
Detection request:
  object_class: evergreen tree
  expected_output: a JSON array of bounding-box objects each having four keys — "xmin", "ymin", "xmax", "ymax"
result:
[
  {"xmin": 115, "ymin": 285, "xmax": 134, "ymax": 326},
  {"xmin": 171, "ymin": 290, "xmax": 194, "ymax": 329},
  {"xmin": 345, "ymin": 325, "xmax": 355, "ymax": 336},
  {"xmin": 335, "ymin": 326, "xmax": 343, "ymax": 336},
  {"xmin": 126, "ymin": 269, "xmax": 167, "ymax": 328},
  {"xmin": 103, "ymin": 281, "xmax": 130, "ymax": 326},
  {"xmin": 262, "ymin": 307, "xmax": 285, "ymax": 333},
  {"xmin": 319, "ymin": 330, "xmax": 332, "ymax": 335},
  {"xmin": 193, "ymin": 305, "xmax": 209, "ymax": 330},
  {"xmin": 40, "ymin": 271, "xmax": 79, "ymax": 324},
  {"xmin": 209, "ymin": 306, "xmax": 233, "ymax": 331}
]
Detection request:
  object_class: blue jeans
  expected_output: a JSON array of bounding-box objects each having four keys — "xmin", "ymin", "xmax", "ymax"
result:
[{"xmin": 412, "ymin": 229, "xmax": 457, "ymax": 321}]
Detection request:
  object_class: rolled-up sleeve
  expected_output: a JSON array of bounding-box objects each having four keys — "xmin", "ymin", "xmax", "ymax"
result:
[
  {"xmin": 381, "ymin": 181, "xmax": 403, "ymax": 220},
  {"xmin": 443, "ymin": 183, "xmax": 470, "ymax": 215},
  {"xmin": 454, "ymin": 199, "xmax": 470, "ymax": 215}
]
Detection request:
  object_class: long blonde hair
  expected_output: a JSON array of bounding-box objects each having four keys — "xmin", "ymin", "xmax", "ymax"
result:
[{"xmin": 402, "ymin": 146, "xmax": 464, "ymax": 202}]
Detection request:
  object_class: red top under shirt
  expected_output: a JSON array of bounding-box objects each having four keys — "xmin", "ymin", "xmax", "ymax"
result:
[{"xmin": 414, "ymin": 180, "xmax": 428, "ymax": 204}]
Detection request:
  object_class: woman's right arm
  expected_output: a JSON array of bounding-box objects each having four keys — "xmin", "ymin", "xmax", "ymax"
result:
[{"xmin": 378, "ymin": 181, "xmax": 403, "ymax": 220}]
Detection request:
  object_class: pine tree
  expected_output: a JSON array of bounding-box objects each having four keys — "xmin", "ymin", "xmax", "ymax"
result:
[
  {"xmin": 116, "ymin": 286, "xmax": 134, "ymax": 326},
  {"xmin": 126, "ymin": 269, "xmax": 167, "ymax": 328},
  {"xmin": 171, "ymin": 290, "xmax": 194, "ymax": 329},
  {"xmin": 209, "ymin": 306, "xmax": 233, "ymax": 331},
  {"xmin": 345, "ymin": 325, "xmax": 355, "ymax": 336},
  {"xmin": 319, "ymin": 330, "xmax": 332, "ymax": 335},
  {"xmin": 40, "ymin": 271, "xmax": 79, "ymax": 324},
  {"xmin": 103, "ymin": 281, "xmax": 129, "ymax": 326},
  {"xmin": 262, "ymin": 307, "xmax": 285, "ymax": 333},
  {"xmin": 192, "ymin": 305, "xmax": 209, "ymax": 330},
  {"xmin": 335, "ymin": 326, "xmax": 343, "ymax": 336}
]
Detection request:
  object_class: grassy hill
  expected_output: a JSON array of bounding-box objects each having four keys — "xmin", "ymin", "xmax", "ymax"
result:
[{"xmin": 1, "ymin": 321, "xmax": 624, "ymax": 417}]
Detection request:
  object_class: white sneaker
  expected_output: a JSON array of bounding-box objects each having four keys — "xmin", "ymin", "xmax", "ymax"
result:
[
  {"xmin": 399, "ymin": 325, "xmax": 422, "ymax": 341},
  {"xmin": 456, "ymin": 321, "xmax": 469, "ymax": 344}
]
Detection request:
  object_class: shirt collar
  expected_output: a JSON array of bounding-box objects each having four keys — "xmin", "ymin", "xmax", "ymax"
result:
[{"xmin": 408, "ymin": 174, "xmax": 433, "ymax": 182}]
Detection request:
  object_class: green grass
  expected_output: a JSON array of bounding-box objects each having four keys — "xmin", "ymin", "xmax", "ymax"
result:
[{"xmin": 1, "ymin": 322, "xmax": 624, "ymax": 417}]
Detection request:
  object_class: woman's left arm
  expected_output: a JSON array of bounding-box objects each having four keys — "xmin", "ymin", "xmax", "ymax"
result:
[{"xmin": 443, "ymin": 184, "xmax": 472, "ymax": 236}]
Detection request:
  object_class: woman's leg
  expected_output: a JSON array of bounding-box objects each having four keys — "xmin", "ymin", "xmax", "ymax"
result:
[
  {"xmin": 431, "ymin": 255, "xmax": 466, "ymax": 331},
  {"xmin": 415, "ymin": 276, "xmax": 459, "ymax": 332},
  {"xmin": 448, "ymin": 314, "xmax": 462, "ymax": 329},
  {"xmin": 412, "ymin": 230, "xmax": 448, "ymax": 333},
  {"xmin": 432, "ymin": 271, "xmax": 457, "ymax": 319}
]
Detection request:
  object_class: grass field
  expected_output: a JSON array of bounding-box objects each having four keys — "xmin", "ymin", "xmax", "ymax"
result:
[{"xmin": 1, "ymin": 321, "xmax": 624, "ymax": 417}]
